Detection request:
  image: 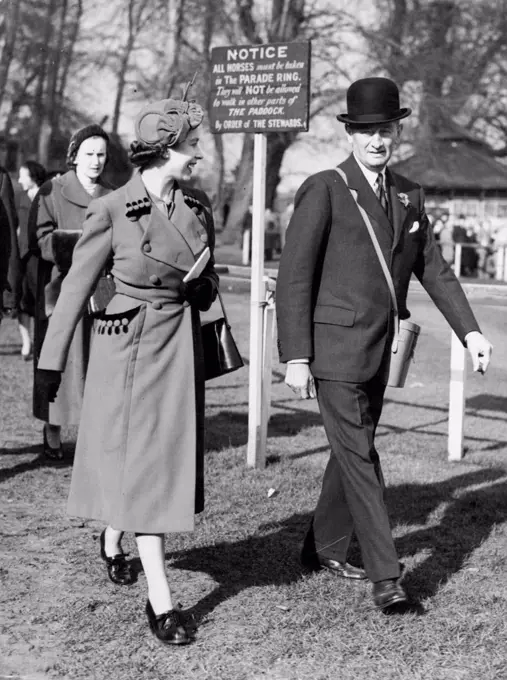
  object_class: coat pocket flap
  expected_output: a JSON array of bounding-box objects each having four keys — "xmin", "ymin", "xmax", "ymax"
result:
[{"xmin": 314, "ymin": 304, "xmax": 356, "ymax": 326}]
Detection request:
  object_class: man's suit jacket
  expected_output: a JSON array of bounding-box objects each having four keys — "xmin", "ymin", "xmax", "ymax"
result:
[{"xmin": 276, "ymin": 154, "xmax": 480, "ymax": 382}]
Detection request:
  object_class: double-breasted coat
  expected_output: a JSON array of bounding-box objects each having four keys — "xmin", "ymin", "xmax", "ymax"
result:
[
  {"xmin": 276, "ymin": 154, "xmax": 480, "ymax": 377},
  {"xmin": 31, "ymin": 170, "xmax": 111, "ymax": 424},
  {"xmin": 37, "ymin": 171, "xmax": 218, "ymax": 533}
]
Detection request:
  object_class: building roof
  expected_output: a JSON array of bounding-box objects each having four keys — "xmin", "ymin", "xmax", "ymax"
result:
[{"xmin": 392, "ymin": 121, "xmax": 507, "ymax": 191}]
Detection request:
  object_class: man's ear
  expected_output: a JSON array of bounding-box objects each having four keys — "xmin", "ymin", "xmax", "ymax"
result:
[{"xmin": 393, "ymin": 123, "xmax": 403, "ymax": 148}]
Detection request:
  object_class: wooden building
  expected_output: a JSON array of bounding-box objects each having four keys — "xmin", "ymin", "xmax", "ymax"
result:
[{"xmin": 392, "ymin": 121, "xmax": 507, "ymax": 234}]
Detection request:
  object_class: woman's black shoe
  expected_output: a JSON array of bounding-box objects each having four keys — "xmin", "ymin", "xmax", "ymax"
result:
[
  {"xmin": 145, "ymin": 600, "xmax": 191, "ymax": 645},
  {"xmin": 42, "ymin": 425, "xmax": 64, "ymax": 461},
  {"xmin": 99, "ymin": 529, "xmax": 135, "ymax": 586}
]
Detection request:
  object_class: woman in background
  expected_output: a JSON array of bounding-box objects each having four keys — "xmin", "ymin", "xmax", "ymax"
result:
[
  {"xmin": 36, "ymin": 96, "xmax": 218, "ymax": 645},
  {"xmin": 0, "ymin": 165, "xmax": 18, "ymax": 324},
  {"xmin": 31, "ymin": 125, "xmax": 111, "ymax": 460},
  {"xmin": 15, "ymin": 160, "xmax": 47, "ymax": 359}
]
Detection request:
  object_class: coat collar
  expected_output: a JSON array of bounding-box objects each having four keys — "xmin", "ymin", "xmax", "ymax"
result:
[
  {"xmin": 123, "ymin": 171, "xmax": 208, "ymax": 272},
  {"xmin": 339, "ymin": 154, "xmax": 393, "ymax": 254},
  {"xmin": 59, "ymin": 169, "xmax": 109, "ymax": 208}
]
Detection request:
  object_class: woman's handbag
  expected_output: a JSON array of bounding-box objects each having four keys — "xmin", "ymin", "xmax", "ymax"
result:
[
  {"xmin": 335, "ymin": 168, "xmax": 421, "ymax": 388},
  {"xmin": 201, "ymin": 289, "xmax": 244, "ymax": 381}
]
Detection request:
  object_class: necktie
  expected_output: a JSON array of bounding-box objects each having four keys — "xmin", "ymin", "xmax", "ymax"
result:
[{"xmin": 375, "ymin": 173, "xmax": 389, "ymax": 215}]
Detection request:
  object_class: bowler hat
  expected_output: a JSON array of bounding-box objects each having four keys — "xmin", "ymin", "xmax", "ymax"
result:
[{"xmin": 336, "ymin": 77, "xmax": 411, "ymax": 125}]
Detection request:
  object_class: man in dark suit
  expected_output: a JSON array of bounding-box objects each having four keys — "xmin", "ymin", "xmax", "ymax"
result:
[{"xmin": 276, "ymin": 77, "xmax": 493, "ymax": 610}]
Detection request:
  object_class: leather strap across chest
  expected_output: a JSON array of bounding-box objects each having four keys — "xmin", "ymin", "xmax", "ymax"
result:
[{"xmin": 335, "ymin": 167, "xmax": 400, "ymax": 353}]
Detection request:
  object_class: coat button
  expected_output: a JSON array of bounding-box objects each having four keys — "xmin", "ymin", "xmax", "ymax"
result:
[
  {"xmin": 152, "ymin": 301, "xmax": 162, "ymax": 310},
  {"xmin": 143, "ymin": 242, "xmax": 152, "ymax": 253},
  {"xmin": 149, "ymin": 275, "xmax": 161, "ymax": 285},
  {"xmin": 200, "ymin": 233, "xmax": 208, "ymax": 243}
]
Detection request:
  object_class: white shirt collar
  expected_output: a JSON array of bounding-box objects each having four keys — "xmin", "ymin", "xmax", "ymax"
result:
[{"xmin": 353, "ymin": 154, "xmax": 387, "ymax": 191}]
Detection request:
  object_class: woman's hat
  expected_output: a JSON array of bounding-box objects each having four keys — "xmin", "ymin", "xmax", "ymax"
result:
[
  {"xmin": 336, "ymin": 77, "xmax": 411, "ymax": 125},
  {"xmin": 66, "ymin": 124, "xmax": 109, "ymax": 167},
  {"xmin": 134, "ymin": 98, "xmax": 204, "ymax": 147}
]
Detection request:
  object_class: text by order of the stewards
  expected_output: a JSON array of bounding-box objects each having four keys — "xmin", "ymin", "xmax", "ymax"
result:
[{"xmin": 209, "ymin": 42, "xmax": 310, "ymax": 134}]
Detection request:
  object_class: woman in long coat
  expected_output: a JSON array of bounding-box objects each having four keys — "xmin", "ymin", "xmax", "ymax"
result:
[
  {"xmin": 36, "ymin": 97, "xmax": 218, "ymax": 645},
  {"xmin": 31, "ymin": 126, "xmax": 111, "ymax": 458}
]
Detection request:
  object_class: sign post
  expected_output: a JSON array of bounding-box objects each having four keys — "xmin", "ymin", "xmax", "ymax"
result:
[{"xmin": 210, "ymin": 41, "xmax": 311, "ymax": 467}]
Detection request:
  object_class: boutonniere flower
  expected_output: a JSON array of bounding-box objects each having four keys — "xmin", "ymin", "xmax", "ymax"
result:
[{"xmin": 397, "ymin": 192, "xmax": 411, "ymax": 209}]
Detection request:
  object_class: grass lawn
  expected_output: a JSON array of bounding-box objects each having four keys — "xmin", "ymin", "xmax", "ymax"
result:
[{"xmin": 1, "ymin": 282, "xmax": 506, "ymax": 680}]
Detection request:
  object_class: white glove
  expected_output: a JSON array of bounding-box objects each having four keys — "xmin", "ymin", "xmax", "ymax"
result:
[{"xmin": 464, "ymin": 331, "xmax": 493, "ymax": 374}]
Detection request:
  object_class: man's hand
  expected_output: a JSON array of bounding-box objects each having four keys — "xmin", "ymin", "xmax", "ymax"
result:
[
  {"xmin": 285, "ymin": 363, "xmax": 316, "ymax": 399},
  {"xmin": 465, "ymin": 331, "xmax": 493, "ymax": 374}
]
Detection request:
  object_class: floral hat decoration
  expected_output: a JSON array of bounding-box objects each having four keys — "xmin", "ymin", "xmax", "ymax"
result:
[{"xmin": 134, "ymin": 77, "xmax": 204, "ymax": 148}]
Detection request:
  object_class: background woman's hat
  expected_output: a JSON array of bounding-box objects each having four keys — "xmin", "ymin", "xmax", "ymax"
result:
[{"xmin": 336, "ymin": 77, "xmax": 411, "ymax": 125}]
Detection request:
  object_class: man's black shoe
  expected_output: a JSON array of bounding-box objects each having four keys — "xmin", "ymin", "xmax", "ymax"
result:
[
  {"xmin": 318, "ymin": 557, "xmax": 367, "ymax": 579},
  {"xmin": 302, "ymin": 553, "xmax": 366, "ymax": 580},
  {"xmin": 372, "ymin": 579, "xmax": 407, "ymax": 609}
]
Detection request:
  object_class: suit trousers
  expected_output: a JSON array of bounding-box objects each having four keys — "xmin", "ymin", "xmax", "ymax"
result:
[{"xmin": 306, "ymin": 375, "xmax": 400, "ymax": 583}]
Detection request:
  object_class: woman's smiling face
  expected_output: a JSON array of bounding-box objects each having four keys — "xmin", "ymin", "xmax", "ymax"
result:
[{"xmin": 164, "ymin": 128, "xmax": 203, "ymax": 181}]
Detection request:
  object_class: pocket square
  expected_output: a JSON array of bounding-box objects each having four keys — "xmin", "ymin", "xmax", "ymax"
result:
[{"xmin": 409, "ymin": 221, "xmax": 420, "ymax": 233}]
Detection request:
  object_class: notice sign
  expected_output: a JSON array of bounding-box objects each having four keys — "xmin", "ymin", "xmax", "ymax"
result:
[{"xmin": 209, "ymin": 41, "xmax": 311, "ymax": 134}]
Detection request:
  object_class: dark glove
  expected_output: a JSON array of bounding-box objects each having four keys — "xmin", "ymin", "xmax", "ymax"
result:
[
  {"xmin": 35, "ymin": 369, "xmax": 62, "ymax": 403},
  {"xmin": 180, "ymin": 276, "xmax": 215, "ymax": 312}
]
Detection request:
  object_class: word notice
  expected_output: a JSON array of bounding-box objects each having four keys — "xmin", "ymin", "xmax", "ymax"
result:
[{"xmin": 209, "ymin": 41, "xmax": 311, "ymax": 134}]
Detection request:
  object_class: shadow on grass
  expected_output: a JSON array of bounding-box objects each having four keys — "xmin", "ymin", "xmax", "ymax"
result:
[
  {"xmin": 466, "ymin": 393, "xmax": 507, "ymax": 414},
  {"xmin": 157, "ymin": 468, "xmax": 507, "ymax": 620},
  {"xmin": 0, "ymin": 443, "xmax": 74, "ymax": 482},
  {"xmin": 168, "ymin": 512, "xmax": 312, "ymax": 624},
  {"xmin": 390, "ymin": 467, "xmax": 507, "ymax": 600},
  {"xmin": 205, "ymin": 407, "xmax": 323, "ymax": 452}
]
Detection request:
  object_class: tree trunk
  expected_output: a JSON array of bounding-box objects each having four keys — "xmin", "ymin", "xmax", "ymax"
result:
[
  {"xmin": 0, "ymin": 0, "xmax": 22, "ymax": 109},
  {"xmin": 222, "ymin": 134, "xmax": 254, "ymax": 244},
  {"xmin": 112, "ymin": 0, "xmax": 152, "ymax": 134},
  {"xmin": 35, "ymin": 0, "xmax": 58, "ymax": 165},
  {"xmin": 265, "ymin": 131, "xmax": 297, "ymax": 208},
  {"xmin": 165, "ymin": 0, "xmax": 186, "ymax": 97},
  {"xmin": 112, "ymin": 35, "xmax": 134, "ymax": 134},
  {"xmin": 57, "ymin": 0, "xmax": 83, "ymax": 118},
  {"xmin": 201, "ymin": 0, "xmax": 226, "ymax": 226}
]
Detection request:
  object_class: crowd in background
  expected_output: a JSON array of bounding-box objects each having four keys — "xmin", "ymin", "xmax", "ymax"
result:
[
  {"xmin": 241, "ymin": 200, "xmax": 504, "ymax": 278},
  {"xmin": 429, "ymin": 211, "xmax": 499, "ymax": 279}
]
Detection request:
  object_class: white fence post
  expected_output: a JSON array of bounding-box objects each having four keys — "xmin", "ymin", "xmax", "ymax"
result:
[
  {"xmin": 453, "ymin": 242, "xmax": 462, "ymax": 277},
  {"xmin": 242, "ymin": 229, "xmax": 251, "ymax": 266},
  {"xmin": 448, "ymin": 330, "xmax": 467, "ymax": 461}
]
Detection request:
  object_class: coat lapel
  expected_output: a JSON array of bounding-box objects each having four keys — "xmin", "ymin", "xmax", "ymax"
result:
[
  {"xmin": 387, "ymin": 169, "xmax": 409, "ymax": 250},
  {"xmin": 170, "ymin": 186, "xmax": 210, "ymax": 257},
  {"xmin": 123, "ymin": 172, "xmax": 206, "ymax": 273},
  {"xmin": 339, "ymin": 155, "xmax": 393, "ymax": 258}
]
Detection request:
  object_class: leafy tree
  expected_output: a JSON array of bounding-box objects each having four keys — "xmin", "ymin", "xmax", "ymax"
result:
[{"xmin": 357, "ymin": 0, "xmax": 507, "ymax": 154}]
